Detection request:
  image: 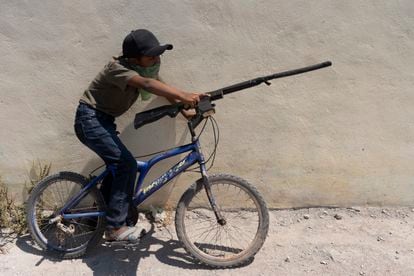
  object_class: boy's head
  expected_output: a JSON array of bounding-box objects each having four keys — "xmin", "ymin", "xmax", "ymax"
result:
[{"xmin": 122, "ymin": 29, "xmax": 172, "ymax": 67}]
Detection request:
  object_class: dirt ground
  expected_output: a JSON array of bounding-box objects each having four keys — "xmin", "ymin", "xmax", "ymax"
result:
[{"xmin": 1, "ymin": 207, "xmax": 414, "ymax": 276}]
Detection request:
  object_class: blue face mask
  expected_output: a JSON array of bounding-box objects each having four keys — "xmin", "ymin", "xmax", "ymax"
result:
[{"xmin": 121, "ymin": 58, "xmax": 161, "ymax": 101}]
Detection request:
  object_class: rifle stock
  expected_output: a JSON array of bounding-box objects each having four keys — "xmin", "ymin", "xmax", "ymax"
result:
[{"xmin": 134, "ymin": 104, "xmax": 183, "ymax": 129}]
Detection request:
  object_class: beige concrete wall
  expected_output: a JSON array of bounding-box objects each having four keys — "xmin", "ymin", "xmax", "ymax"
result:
[{"xmin": 1, "ymin": 1, "xmax": 413, "ymax": 207}]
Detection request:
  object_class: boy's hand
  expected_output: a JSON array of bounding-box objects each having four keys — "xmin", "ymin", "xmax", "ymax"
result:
[
  {"xmin": 180, "ymin": 92, "xmax": 208, "ymax": 107},
  {"xmin": 181, "ymin": 108, "xmax": 196, "ymax": 120},
  {"xmin": 176, "ymin": 92, "xmax": 210, "ymax": 119}
]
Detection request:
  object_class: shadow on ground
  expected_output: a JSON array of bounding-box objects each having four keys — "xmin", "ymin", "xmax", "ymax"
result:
[{"xmin": 14, "ymin": 222, "xmax": 252, "ymax": 275}]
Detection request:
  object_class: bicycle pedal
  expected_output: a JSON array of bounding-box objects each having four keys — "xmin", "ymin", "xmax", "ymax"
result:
[{"xmin": 103, "ymin": 229, "xmax": 147, "ymax": 248}]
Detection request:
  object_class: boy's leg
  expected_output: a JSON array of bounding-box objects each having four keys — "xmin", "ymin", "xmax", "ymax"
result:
[
  {"xmin": 103, "ymin": 144, "xmax": 137, "ymax": 229},
  {"xmin": 101, "ymin": 174, "xmax": 138, "ymax": 226},
  {"xmin": 100, "ymin": 173, "xmax": 112, "ymax": 205},
  {"xmin": 74, "ymin": 107, "xmax": 137, "ymax": 229}
]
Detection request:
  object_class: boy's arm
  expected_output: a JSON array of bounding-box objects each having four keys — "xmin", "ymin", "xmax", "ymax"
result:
[{"xmin": 127, "ymin": 75, "xmax": 201, "ymax": 106}]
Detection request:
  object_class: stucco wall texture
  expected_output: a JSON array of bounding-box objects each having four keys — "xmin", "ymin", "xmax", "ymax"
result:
[{"xmin": 1, "ymin": 1, "xmax": 413, "ymax": 208}]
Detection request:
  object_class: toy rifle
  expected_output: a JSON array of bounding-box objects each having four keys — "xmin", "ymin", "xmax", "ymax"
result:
[{"xmin": 134, "ymin": 61, "xmax": 332, "ymax": 129}]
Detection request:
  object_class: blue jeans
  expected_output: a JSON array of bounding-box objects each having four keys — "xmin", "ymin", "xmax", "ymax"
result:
[{"xmin": 74, "ymin": 103, "xmax": 137, "ymax": 229}]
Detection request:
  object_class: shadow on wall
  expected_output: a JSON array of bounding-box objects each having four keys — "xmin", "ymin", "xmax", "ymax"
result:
[{"xmin": 79, "ymin": 97, "xmax": 190, "ymax": 208}]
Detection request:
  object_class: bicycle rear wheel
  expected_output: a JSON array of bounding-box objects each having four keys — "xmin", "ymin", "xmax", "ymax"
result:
[
  {"xmin": 26, "ymin": 171, "xmax": 105, "ymax": 259},
  {"xmin": 175, "ymin": 174, "xmax": 269, "ymax": 268}
]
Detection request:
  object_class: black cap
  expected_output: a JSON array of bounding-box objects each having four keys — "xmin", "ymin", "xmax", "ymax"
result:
[{"xmin": 122, "ymin": 29, "xmax": 173, "ymax": 58}]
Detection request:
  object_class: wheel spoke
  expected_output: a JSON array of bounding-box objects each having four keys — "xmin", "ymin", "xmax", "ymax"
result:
[
  {"xmin": 28, "ymin": 173, "xmax": 104, "ymax": 255},
  {"xmin": 180, "ymin": 177, "xmax": 268, "ymax": 265}
]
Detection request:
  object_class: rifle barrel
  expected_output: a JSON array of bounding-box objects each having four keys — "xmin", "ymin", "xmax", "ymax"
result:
[{"xmin": 208, "ymin": 61, "xmax": 332, "ymax": 100}]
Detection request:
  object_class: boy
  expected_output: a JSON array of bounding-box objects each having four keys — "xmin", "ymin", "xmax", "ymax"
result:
[{"xmin": 74, "ymin": 29, "xmax": 202, "ymax": 242}]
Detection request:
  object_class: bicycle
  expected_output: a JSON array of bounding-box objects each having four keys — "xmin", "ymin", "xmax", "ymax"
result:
[{"xmin": 26, "ymin": 61, "xmax": 331, "ymax": 268}]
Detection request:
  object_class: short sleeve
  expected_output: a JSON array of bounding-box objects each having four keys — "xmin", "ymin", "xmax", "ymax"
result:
[{"xmin": 104, "ymin": 61, "xmax": 139, "ymax": 90}]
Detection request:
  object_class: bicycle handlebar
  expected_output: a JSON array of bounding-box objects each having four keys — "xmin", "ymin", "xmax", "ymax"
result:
[{"xmin": 134, "ymin": 61, "xmax": 332, "ymax": 129}]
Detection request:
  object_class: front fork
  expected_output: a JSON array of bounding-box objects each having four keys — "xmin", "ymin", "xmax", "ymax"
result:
[
  {"xmin": 201, "ymin": 175, "xmax": 226, "ymax": 226},
  {"xmin": 195, "ymin": 140, "xmax": 226, "ymax": 226}
]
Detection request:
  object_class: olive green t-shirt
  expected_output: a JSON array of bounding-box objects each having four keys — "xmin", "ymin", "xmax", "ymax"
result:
[{"xmin": 80, "ymin": 59, "xmax": 140, "ymax": 117}]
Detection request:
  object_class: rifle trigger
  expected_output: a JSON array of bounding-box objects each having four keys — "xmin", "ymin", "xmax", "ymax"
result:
[{"xmin": 264, "ymin": 80, "xmax": 271, "ymax": 86}]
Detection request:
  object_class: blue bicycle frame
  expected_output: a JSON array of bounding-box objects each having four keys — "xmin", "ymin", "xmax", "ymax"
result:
[{"xmin": 60, "ymin": 139, "xmax": 207, "ymax": 220}]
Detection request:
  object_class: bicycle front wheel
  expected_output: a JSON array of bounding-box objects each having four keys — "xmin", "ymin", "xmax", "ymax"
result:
[
  {"xmin": 175, "ymin": 174, "xmax": 269, "ymax": 268},
  {"xmin": 26, "ymin": 171, "xmax": 105, "ymax": 259}
]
